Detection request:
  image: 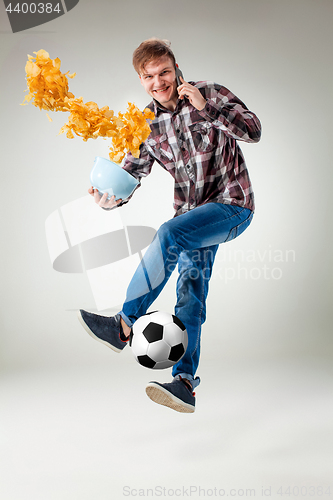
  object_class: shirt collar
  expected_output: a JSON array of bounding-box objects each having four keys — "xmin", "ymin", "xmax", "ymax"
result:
[
  {"xmin": 151, "ymin": 96, "xmax": 184, "ymax": 116},
  {"xmin": 152, "ymin": 98, "xmax": 172, "ymax": 116}
]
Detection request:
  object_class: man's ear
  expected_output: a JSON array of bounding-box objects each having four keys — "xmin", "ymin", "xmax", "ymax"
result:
[{"xmin": 139, "ymin": 75, "xmax": 144, "ymax": 86}]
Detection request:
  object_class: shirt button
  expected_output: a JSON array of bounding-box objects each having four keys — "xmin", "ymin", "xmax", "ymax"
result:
[
  {"xmin": 206, "ymin": 106, "xmax": 210, "ymax": 111},
  {"xmin": 182, "ymin": 147, "xmax": 186, "ymax": 151},
  {"xmin": 211, "ymin": 110, "xmax": 215, "ymax": 115},
  {"xmin": 177, "ymin": 129, "xmax": 180, "ymax": 133}
]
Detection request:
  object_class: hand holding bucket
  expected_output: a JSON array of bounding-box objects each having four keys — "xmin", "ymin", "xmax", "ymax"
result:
[{"xmin": 90, "ymin": 157, "xmax": 139, "ymax": 202}]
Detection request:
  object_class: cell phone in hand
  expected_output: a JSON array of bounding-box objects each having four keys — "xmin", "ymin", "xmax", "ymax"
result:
[
  {"xmin": 175, "ymin": 65, "xmax": 184, "ymax": 87},
  {"xmin": 176, "ymin": 65, "xmax": 188, "ymax": 99}
]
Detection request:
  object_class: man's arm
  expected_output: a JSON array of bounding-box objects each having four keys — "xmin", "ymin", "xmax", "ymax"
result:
[
  {"xmin": 178, "ymin": 79, "xmax": 261, "ymax": 143},
  {"xmin": 122, "ymin": 142, "xmax": 155, "ymax": 181},
  {"xmin": 90, "ymin": 142, "xmax": 155, "ymax": 211},
  {"xmin": 196, "ymin": 82, "xmax": 261, "ymax": 143}
]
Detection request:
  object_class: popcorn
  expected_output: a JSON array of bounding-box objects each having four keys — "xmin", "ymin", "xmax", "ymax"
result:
[{"xmin": 22, "ymin": 50, "xmax": 154, "ymax": 163}]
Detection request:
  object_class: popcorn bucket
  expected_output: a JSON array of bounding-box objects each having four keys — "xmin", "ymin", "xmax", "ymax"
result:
[{"xmin": 90, "ymin": 156, "xmax": 139, "ymax": 201}]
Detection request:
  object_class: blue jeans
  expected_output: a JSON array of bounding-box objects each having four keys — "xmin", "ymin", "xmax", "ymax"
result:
[{"xmin": 120, "ymin": 203, "xmax": 253, "ymax": 388}]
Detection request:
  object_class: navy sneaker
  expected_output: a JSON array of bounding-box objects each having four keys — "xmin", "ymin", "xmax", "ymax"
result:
[
  {"xmin": 145, "ymin": 377, "xmax": 195, "ymax": 413},
  {"xmin": 77, "ymin": 309, "xmax": 129, "ymax": 353}
]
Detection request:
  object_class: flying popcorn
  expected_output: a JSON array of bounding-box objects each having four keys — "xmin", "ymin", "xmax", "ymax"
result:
[
  {"xmin": 21, "ymin": 49, "xmax": 76, "ymax": 111},
  {"xmin": 21, "ymin": 50, "xmax": 154, "ymax": 163}
]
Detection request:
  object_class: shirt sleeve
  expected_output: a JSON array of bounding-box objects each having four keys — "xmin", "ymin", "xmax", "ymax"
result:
[
  {"xmin": 196, "ymin": 82, "xmax": 262, "ymax": 143},
  {"xmin": 122, "ymin": 142, "xmax": 155, "ymax": 180},
  {"xmin": 102, "ymin": 142, "xmax": 155, "ymax": 211}
]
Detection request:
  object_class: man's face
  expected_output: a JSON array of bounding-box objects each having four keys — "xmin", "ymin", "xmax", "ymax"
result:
[{"xmin": 139, "ymin": 56, "xmax": 178, "ymax": 111}]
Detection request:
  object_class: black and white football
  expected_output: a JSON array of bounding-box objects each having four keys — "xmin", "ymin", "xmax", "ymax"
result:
[{"xmin": 129, "ymin": 311, "xmax": 188, "ymax": 369}]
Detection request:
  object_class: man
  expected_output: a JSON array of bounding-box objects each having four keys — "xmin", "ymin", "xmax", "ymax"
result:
[{"xmin": 78, "ymin": 38, "xmax": 261, "ymax": 413}]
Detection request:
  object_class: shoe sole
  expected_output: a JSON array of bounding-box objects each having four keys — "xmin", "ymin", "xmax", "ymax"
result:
[
  {"xmin": 145, "ymin": 383, "xmax": 195, "ymax": 413},
  {"xmin": 76, "ymin": 310, "xmax": 123, "ymax": 353}
]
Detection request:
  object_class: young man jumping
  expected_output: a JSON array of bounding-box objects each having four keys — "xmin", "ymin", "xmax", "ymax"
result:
[{"xmin": 78, "ymin": 38, "xmax": 261, "ymax": 413}]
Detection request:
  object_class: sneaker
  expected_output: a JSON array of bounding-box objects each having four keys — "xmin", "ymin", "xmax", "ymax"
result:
[
  {"xmin": 77, "ymin": 309, "xmax": 129, "ymax": 353},
  {"xmin": 145, "ymin": 377, "xmax": 195, "ymax": 413}
]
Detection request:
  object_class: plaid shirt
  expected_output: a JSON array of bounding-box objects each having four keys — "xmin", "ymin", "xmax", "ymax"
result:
[{"xmin": 123, "ymin": 81, "xmax": 261, "ymax": 217}]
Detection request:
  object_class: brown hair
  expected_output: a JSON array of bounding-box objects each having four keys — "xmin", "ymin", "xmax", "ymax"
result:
[{"xmin": 133, "ymin": 38, "xmax": 176, "ymax": 75}]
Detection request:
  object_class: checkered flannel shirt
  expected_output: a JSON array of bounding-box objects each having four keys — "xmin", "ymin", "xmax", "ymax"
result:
[{"xmin": 122, "ymin": 81, "xmax": 261, "ymax": 217}]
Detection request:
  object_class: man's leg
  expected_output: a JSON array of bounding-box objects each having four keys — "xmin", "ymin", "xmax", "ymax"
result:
[
  {"xmin": 78, "ymin": 203, "xmax": 253, "ymax": 358},
  {"xmin": 121, "ymin": 203, "xmax": 253, "ymax": 327},
  {"xmin": 145, "ymin": 246, "xmax": 218, "ymax": 413},
  {"xmin": 171, "ymin": 245, "xmax": 219, "ymax": 388}
]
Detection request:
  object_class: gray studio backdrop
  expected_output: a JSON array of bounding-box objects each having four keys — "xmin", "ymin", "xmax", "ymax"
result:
[
  {"xmin": 0, "ymin": 0, "xmax": 332, "ymax": 499},
  {"xmin": 1, "ymin": 0, "xmax": 331, "ymax": 370}
]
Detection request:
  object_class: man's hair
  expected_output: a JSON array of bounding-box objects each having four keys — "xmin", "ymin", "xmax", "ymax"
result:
[{"xmin": 133, "ymin": 38, "xmax": 176, "ymax": 75}]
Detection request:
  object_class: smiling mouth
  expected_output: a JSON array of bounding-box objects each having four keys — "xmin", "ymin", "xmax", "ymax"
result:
[{"xmin": 153, "ymin": 86, "xmax": 170, "ymax": 94}]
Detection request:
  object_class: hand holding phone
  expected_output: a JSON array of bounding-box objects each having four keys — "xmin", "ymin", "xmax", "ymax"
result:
[{"xmin": 176, "ymin": 66, "xmax": 207, "ymax": 111}]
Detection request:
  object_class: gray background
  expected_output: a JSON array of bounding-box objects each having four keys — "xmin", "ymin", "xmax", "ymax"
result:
[{"xmin": 0, "ymin": 0, "xmax": 332, "ymax": 499}]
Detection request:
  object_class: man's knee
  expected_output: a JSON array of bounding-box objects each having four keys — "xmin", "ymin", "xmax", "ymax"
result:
[{"xmin": 157, "ymin": 221, "xmax": 180, "ymax": 252}]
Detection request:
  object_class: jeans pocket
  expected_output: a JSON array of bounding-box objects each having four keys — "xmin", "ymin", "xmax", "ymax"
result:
[{"xmin": 225, "ymin": 210, "xmax": 253, "ymax": 242}]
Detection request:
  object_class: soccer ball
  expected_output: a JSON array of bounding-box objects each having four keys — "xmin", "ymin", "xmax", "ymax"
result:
[{"xmin": 129, "ymin": 311, "xmax": 188, "ymax": 369}]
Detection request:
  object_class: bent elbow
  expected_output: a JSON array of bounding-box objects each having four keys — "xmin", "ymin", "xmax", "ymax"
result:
[
  {"xmin": 249, "ymin": 117, "xmax": 262, "ymax": 143},
  {"xmin": 251, "ymin": 127, "xmax": 261, "ymax": 143}
]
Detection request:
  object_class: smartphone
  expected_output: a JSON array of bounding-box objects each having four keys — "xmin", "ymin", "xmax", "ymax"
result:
[
  {"xmin": 175, "ymin": 65, "xmax": 184, "ymax": 87},
  {"xmin": 176, "ymin": 65, "xmax": 188, "ymax": 99}
]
